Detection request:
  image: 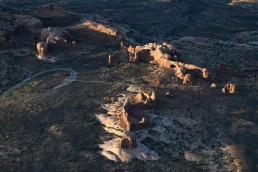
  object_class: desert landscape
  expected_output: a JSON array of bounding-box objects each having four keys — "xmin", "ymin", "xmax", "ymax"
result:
[{"xmin": 0, "ymin": 0, "xmax": 258, "ymax": 171}]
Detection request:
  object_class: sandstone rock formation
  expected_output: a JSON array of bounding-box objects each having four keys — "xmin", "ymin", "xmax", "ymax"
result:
[
  {"xmin": 119, "ymin": 91, "xmax": 155, "ymax": 131},
  {"xmin": 96, "ymin": 92, "xmax": 159, "ymax": 163},
  {"xmin": 210, "ymin": 83, "xmax": 217, "ymax": 89},
  {"xmin": 127, "ymin": 43, "xmax": 209, "ymax": 80},
  {"xmin": 222, "ymin": 83, "xmax": 236, "ymax": 94},
  {"xmin": 33, "ymin": 3, "xmax": 80, "ymax": 27},
  {"xmin": 68, "ymin": 20, "xmax": 125, "ymax": 45},
  {"xmin": 40, "ymin": 27, "xmax": 72, "ymax": 49},
  {"xmin": 36, "ymin": 42, "xmax": 48, "ymax": 60},
  {"xmin": 108, "ymin": 55, "xmax": 114, "ymax": 65},
  {"xmin": 183, "ymin": 74, "xmax": 192, "ymax": 85}
]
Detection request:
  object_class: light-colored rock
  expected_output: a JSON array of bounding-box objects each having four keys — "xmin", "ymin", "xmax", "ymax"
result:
[
  {"xmin": 210, "ymin": 83, "xmax": 217, "ymax": 89},
  {"xmin": 108, "ymin": 55, "xmax": 114, "ymax": 64},
  {"xmin": 183, "ymin": 74, "xmax": 192, "ymax": 85},
  {"xmin": 222, "ymin": 83, "xmax": 236, "ymax": 94},
  {"xmin": 71, "ymin": 41, "xmax": 78, "ymax": 51},
  {"xmin": 36, "ymin": 42, "xmax": 48, "ymax": 59}
]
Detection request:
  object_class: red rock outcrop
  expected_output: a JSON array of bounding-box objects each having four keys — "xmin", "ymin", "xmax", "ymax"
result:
[
  {"xmin": 37, "ymin": 42, "xmax": 48, "ymax": 59},
  {"xmin": 68, "ymin": 20, "xmax": 125, "ymax": 45},
  {"xmin": 40, "ymin": 27, "xmax": 73, "ymax": 49},
  {"xmin": 108, "ymin": 55, "xmax": 114, "ymax": 65},
  {"xmin": 119, "ymin": 91, "xmax": 155, "ymax": 131},
  {"xmin": 127, "ymin": 43, "xmax": 209, "ymax": 80},
  {"xmin": 33, "ymin": 3, "xmax": 80, "ymax": 27},
  {"xmin": 222, "ymin": 84, "xmax": 236, "ymax": 94},
  {"xmin": 183, "ymin": 74, "xmax": 193, "ymax": 85},
  {"xmin": 210, "ymin": 83, "xmax": 217, "ymax": 89}
]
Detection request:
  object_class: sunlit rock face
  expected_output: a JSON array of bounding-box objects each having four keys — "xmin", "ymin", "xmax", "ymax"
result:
[
  {"xmin": 36, "ymin": 42, "xmax": 48, "ymax": 60},
  {"xmin": 222, "ymin": 83, "xmax": 236, "ymax": 94},
  {"xmin": 96, "ymin": 90, "xmax": 159, "ymax": 163},
  {"xmin": 229, "ymin": 0, "xmax": 257, "ymax": 5},
  {"xmin": 68, "ymin": 20, "xmax": 125, "ymax": 45},
  {"xmin": 0, "ymin": 11, "xmax": 42, "ymax": 49},
  {"xmin": 127, "ymin": 42, "xmax": 209, "ymax": 81}
]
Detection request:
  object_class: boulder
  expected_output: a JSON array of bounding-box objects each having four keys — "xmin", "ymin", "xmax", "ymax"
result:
[
  {"xmin": 183, "ymin": 74, "xmax": 192, "ymax": 85},
  {"xmin": 210, "ymin": 83, "xmax": 217, "ymax": 89},
  {"xmin": 222, "ymin": 84, "xmax": 236, "ymax": 94}
]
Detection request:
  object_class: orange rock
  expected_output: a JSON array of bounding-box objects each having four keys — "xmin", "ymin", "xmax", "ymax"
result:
[
  {"xmin": 119, "ymin": 91, "xmax": 156, "ymax": 131},
  {"xmin": 210, "ymin": 83, "xmax": 217, "ymax": 89},
  {"xmin": 222, "ymin": 84, "xmax": 236, "ymax": 94},
  {"xmin": 68, "ymin": 21, "xmax": 125, "ymax": 45},
  {"xmin": 202, "ymin": 68, "xmax": 209, "ymax": 79},
  {"xmin": 37, "ymin": 42, "xmax": 48, "ymax": 59},
  {"xmin": 183, "ymin": 74, "xmax": 192, "ymax": 85}
]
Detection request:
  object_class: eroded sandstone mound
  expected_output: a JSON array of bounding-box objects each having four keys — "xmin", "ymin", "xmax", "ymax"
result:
[
  {"xmin": 96, "ymin": 89, "xmax": 159, "ymax": 162},
  {"xmin": 222, "ymin": 83, "xmax": 236, "ymax": 94},
  {"xmin": 127, "ymin": 43, "xmax": 209, "ymax": 80},
  {"xmin": 120, "ymin": 91, "xmax": 155, "ymax": 131},
  {"xmin": 36, "ymin": 42, "xmax": 48, "ymax": 60},
  {"xmin": 68, "ymin": 20, "xmax": 125, "ymax": 45},
  {"xmin": 33, "ymin": 3, "xmax": 80, "ymax": 27}
]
